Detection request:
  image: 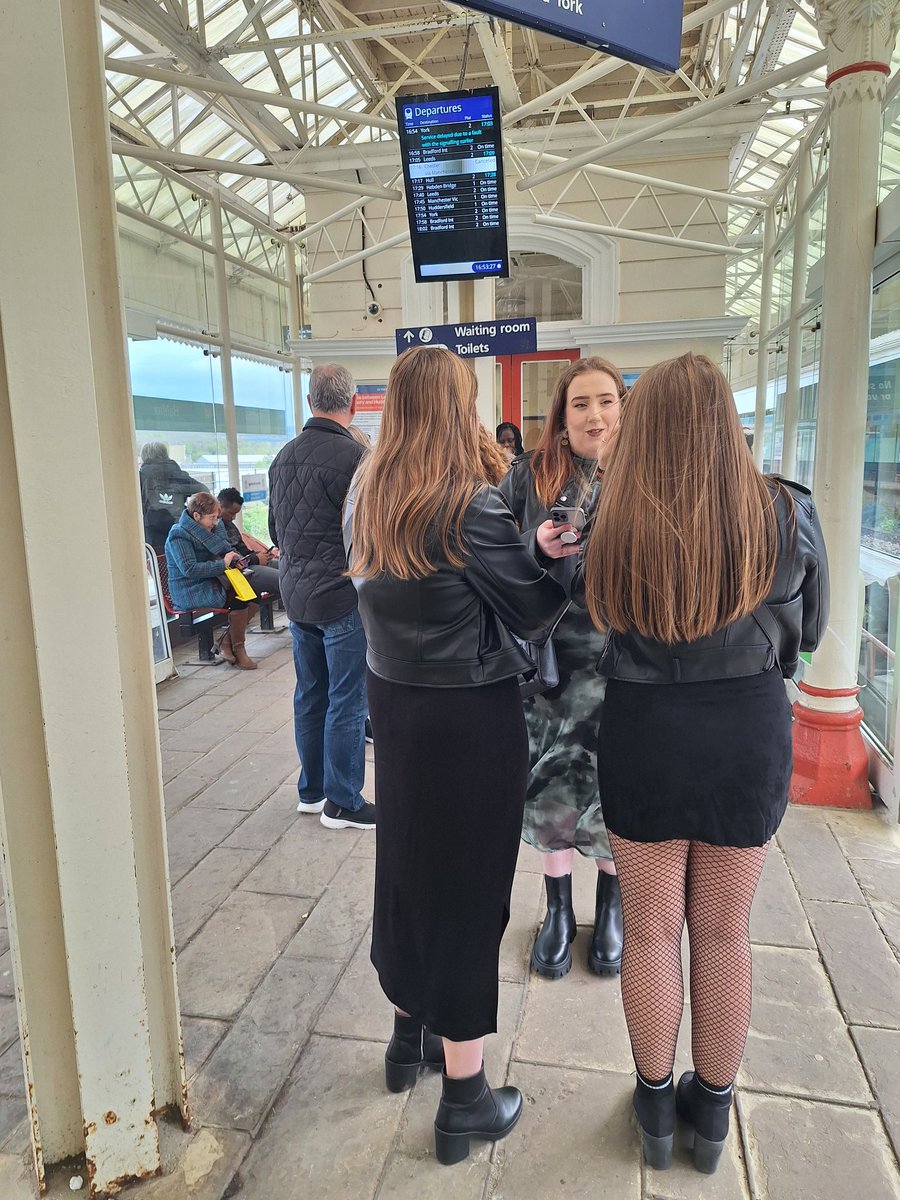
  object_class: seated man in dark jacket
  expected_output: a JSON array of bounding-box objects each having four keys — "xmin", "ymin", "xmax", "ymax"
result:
[
  {"xmin": 268, "ymin": 364, "xmax": 374, "ymax": 830},
  {"xmin": 217, "ymin": 487, "xmax": 281, "ymax": 599}
]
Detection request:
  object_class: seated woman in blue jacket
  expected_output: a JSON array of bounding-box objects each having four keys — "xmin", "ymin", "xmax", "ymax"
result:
[{"xmin": 165, "ymin": 492, "xmax": 257, "ymax": 670}]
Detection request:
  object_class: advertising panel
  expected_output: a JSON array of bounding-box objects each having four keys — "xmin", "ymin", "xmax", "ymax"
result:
[{"xmin": 354, "ymin": 385, "xmax": 387, "ymax": 444}]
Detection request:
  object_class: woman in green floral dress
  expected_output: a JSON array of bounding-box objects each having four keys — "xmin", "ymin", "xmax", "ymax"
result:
[{"xmin": 499, "ymin": 358, "xmax": 625, "ymax": 980}]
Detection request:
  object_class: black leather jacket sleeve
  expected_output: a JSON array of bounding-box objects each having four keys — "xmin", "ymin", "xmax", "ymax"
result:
[
  {"xmin": 799, "ymin": 496, "xmax": 830, "ymax": 652},
  {"xmin": 463, "ymin": 488, "xmax": 569, "ymax": 643},
  {"xmin": 497, "ymin": 454, "xmax": 533, "ymax": 525}
]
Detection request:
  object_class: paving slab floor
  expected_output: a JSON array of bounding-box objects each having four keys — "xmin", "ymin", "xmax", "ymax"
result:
[{"xmin": 1, "ymin": 629, "xmax": 900, "ymax": 1199}]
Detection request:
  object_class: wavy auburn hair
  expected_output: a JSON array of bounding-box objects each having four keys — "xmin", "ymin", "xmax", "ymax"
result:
[
  {"xmin": 531, "ymin": 357, "xmax": 627, "ymax": 506},
  {"xmin": 583, "ymin": 352, "xmax": 783, "ymax": 644},
  {"xmin": 351, "ymin": 346, "xmax": 509, "ymax": 579}
]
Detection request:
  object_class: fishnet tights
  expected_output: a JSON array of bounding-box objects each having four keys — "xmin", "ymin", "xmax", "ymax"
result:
[{"xmin": 609, "ymin": 834, "xmax": 769, "ymax": 1087}]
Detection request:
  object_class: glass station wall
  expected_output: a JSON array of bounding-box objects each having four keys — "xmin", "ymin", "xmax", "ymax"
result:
[
  {"xmin": 860, "ymin": 271, "xmax": 900, "ymax": 755},
  {"xmin": 732, "ymin": 87, "xmax": 900, "ymax": 762},
  {"xmin": 118, "ymin": 189, "xmax": 301, "ymax": 542}
]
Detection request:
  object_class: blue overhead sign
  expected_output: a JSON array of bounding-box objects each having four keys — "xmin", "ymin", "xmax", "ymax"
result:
[
  {"xmin": 458, "ymin": 1, "xmax": 684, "ymax": 74},
  {"xmin": 395, "ymin": 318, "xmax": 537, "ymax": 359}
]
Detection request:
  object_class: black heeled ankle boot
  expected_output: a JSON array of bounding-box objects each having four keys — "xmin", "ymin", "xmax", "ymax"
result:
[
  {"xmin": 588, "ymin": 871, "xmax": 623, "ymax": 976},
  {"xmin": 384, "ymin": 1013, "xmax": 445, "ymax": 1092},
  {"xmin": 633, "ymin": 1072, "xmax": 675, "ymax": 1170},
  {"xmin": 433, "ymin": 1067, "xmax": 523, "ymax": 1166},
  {"xmin": 531, "ymin": 874, "xmax": 576, "ymax": 979},
  {"xmin": 675, "ymin": 1071, "xmax": 733, "ymax": 1175}
]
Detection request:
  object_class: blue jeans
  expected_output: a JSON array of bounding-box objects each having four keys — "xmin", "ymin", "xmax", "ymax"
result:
[{"xmin": 291, "ymin": 609, "xmax": 367, "ymax": 812}]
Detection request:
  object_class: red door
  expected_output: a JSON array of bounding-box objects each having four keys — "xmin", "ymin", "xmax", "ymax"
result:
[{"xmin": 497, "ymin": 349, "xmax": 580, "ymax": 451}]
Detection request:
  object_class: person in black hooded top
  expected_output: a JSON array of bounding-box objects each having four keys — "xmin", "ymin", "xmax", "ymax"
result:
[{"xmin": 139, "ymin": 441, "xmax": 209, "ymax": 552}]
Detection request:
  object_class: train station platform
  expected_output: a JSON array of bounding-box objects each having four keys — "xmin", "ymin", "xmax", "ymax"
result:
[{"xmin": 1, "ymin": 636, "xmax": 899, "ymax": 1199}]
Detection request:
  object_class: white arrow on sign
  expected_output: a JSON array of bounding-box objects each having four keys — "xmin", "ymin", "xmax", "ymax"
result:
[{"xmin": 403, "ymin": 330, "xmax": 414, "ymax": 343}]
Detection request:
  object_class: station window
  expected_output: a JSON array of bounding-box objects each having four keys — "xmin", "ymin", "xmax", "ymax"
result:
[
  {"xmin": 795, "ymin": 317, "xmax": 821, "ymax": 489},
  {"xmin": 496, "ymin": 251, "xmax": 582, "ymax": 323},
  {"xmin": 233, "ymin": 356, "xmax": 300, "ymax": 541},
  {"xmin": 129, "ymin": 337, "xmax": 303, "ymax": 541},
  {"xmin": 130, "ymin": 337, "xmax": 225, "ymax": 491},
  {"xmin": 859, "ymin": 271, "xmax": 900, "ymax": 755}
]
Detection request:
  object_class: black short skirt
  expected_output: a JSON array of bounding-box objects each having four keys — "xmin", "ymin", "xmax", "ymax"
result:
[
  {"xmin": 597, "ymin": 668, "xmax": 792, "ymax": 848},
  {"xmin": 367, "ymin": 670, "xmax": 528, "ymax": 1042}
]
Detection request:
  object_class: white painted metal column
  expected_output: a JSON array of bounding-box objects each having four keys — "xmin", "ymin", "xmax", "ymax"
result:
[
  {"xmin": 0, "ymin": 2, "xmax": 187, "ymax": 1193},
  {"xmin": 753, "ymin": 206, "xmax": 776, "ymax": 469},
  {"xmin": 781, "ymin": 142, "xmax": 813, "ymax": 479},
  {"xmin": 473, "ymin": 278, "xmax": 497, "ymax": 431},
  {"xmin": 791, "ymin": 0, "xmax": 900, "ymax": 807},
  {"xmin": 210, "ymin": 193, "xmax": 242, "ymax": 489},
  {"xmin": 445, "ymin": 280, "xmax": 497, "ymax": 429},
  {"xmin": 286, "ymin": 240, "xmax": 305, "ymax": 434}
]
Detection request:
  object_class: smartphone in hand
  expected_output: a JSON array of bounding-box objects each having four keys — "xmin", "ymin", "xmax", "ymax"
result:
[{"xmin": 550, "ymin": 505, "xmax": 586, "ymax": 544}]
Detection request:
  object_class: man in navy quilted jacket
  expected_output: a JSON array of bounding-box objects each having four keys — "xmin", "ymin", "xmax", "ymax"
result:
[{"xmin": 268, "ymin": 364, "xmax": 376, "ymax": 830}]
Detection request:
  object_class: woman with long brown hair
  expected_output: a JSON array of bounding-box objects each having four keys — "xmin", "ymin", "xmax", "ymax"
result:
[
  {"xmin": 582, "ymin": 352, "xmax": 828, "ymax": 1174},
  {"xmin": 347, "ymin": 345, "xmax": 572, "ymax": 1165},
  {"xmin": 499, "ymin": 358, "xmax": 625, "ymax": 981}
]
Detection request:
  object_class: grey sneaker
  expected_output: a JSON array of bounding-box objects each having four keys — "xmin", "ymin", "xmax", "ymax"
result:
[{"xmin": 320, "ymin": 799, "xmax": 376, "ymax": 830}]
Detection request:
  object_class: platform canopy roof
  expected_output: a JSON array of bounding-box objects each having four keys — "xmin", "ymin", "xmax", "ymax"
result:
[{"xmin": 100, "ymin": 0, "xmax": 897, "ymax": 315}]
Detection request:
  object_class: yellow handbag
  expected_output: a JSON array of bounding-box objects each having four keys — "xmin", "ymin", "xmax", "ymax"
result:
[{"xmin": 224, "ymin": 568, "xmax": 258, "ymax": 602}]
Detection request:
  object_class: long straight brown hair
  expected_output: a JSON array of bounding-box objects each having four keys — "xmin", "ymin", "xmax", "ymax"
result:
[
  {"xmin": 583, "ymin": 352, "xmax": 782, "ymax": 643},
  {"xmin": 531, "ymin": 357, "xmax": 627, "ymax": 507},
  {"xmin": 351, "ymin": 345, "xmax": 508, "ymax": 579}
]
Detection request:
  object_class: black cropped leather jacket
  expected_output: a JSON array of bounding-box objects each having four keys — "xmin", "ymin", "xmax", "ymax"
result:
[
  {"xmin": 596, "ymin": 479, "xmax": 830, "ymax": 684},
  {"xmin": 344, "ymin": 485, "xmax": 569, "ymax": 688}
]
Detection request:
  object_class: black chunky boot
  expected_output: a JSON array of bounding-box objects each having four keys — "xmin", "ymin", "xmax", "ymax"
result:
[
  {"xmin": 632, "ymin": 1072, "xmax": 675, "ymax": 1169},
  {"xmin": 676, "ymin": 1071, "xmax": 733, "ymax": 1175},
  {"xmin": 531, "ymin": 874, "xmax": 576, "ymax": 979},
  {"xmin": 384, "ymin": 1013, "xmax": 445, "ymax": 1092},
  {"xmin": 588, "ymin": 871, "xmax": 623, "ymax": 976},
  {"xmin": 433, "ymin": 1067, "xmax": 523, "ymax": 1165}
]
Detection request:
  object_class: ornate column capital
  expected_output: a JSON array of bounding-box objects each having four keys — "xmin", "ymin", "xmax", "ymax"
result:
[{"xmin": 814, "ymin": 0, "xmax": 900, "ymax": 101}]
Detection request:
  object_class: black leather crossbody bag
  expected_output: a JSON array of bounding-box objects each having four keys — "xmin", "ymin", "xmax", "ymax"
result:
[{"xmin": 515, "ymin": 636, "xmax": 561, "ymax": 699}]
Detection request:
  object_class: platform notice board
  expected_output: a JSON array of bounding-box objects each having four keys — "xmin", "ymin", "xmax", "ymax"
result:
[
  {"xmin": 353, "ymin": 385, "xmax": 387, "ymax": 444},
  {"xmin": 241, "ymin": 472, "xmax": 268, "ymax": 503}
]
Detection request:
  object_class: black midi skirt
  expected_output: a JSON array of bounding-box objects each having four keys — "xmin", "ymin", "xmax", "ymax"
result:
[
  {"xmin": 367, "ymin": 670, "xmax": 528, "ymax": 1042},
  {"xmin": 597, "ymin": 668, "xmax": 792, "ymax": 848}
]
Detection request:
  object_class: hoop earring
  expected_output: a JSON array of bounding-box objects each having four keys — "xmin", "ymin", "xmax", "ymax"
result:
[{"xmin": 561, "ymin": 430, "xmax": 569, "ymax": 447}]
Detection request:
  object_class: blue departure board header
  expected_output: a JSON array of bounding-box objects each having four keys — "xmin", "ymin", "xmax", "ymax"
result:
[
  {"xmin": 456, "ymin": 1, "xmax": 684, "ymax": 74},
  {"xmin": 401, "ymin": 96, "xmax": 495, "ymax": 130},
  {"xmin": 396, "ymin": 87, "xmax": 510, "ymax": 285}
]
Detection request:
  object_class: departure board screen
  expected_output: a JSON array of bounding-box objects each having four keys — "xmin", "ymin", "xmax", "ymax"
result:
[{"xmin": 396, "ymin": 88, "xmax": 510, "ymax": 284}]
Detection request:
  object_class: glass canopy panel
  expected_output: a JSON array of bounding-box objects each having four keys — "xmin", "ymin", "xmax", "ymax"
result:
[{"xmin": 101, "ymin": 1, "xmax": 897, "ymax": 270}]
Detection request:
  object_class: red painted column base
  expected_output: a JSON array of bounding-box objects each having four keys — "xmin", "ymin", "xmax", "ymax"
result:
[{"xmin": 790, "ymin": 683, "xmax": 872, "ymax": 809}]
